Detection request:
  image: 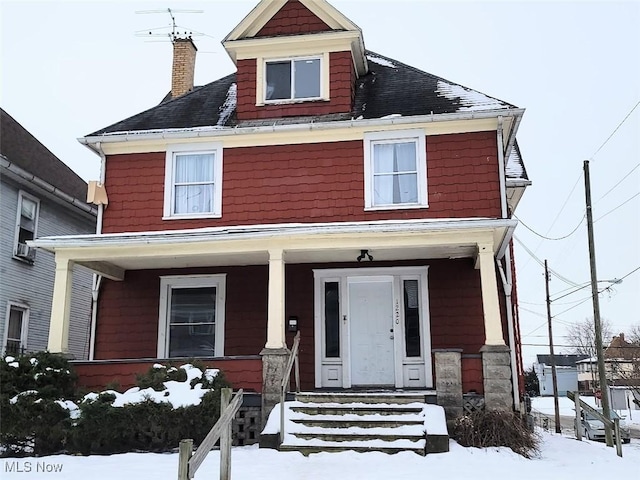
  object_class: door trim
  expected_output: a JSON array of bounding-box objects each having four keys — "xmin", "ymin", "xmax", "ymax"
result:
[{"xmin": 313, "ymin": 266, "xmax": 432, "ymax": 389}]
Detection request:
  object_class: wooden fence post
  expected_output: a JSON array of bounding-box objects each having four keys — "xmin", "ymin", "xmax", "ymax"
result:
[
  {"xmin": 177, "ymin": 438, "xmax": 193, "ymax": 480},
  {"xmin": 574, "ymin": 392, "xmax": 582, "ymax": 441},
  {"xmin": 220, "ymin": 388, "xmax": 232, "ymax": 480}
]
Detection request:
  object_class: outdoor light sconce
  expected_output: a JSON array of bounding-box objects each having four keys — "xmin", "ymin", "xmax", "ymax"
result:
[
  {"xmin": 287, "ymin": 316, "xmax": 299, "ymax": 332},
  {"xmin": 356, "ymin": 249, "xmax": 373, "ymax": 262}
]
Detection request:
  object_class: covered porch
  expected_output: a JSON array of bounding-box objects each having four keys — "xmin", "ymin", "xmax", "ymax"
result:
[{"xmin": 33, "ymin": 218, "xmax": 517, "ymax": 416}]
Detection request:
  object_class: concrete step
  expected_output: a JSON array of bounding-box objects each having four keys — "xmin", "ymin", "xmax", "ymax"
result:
[
  {"xmin": 279, "ymin": 443, "xmax": 427, "ymax": 456},
  {"xmin": 292, "ymin": 432, "xmax": 425, "ymax": 443},
  {"xmin": 291, "ymin": 418, "xmax": 425, "ymax": 429},
  {"xmin": 295, "ymin": 391, "xmax": 436, "ymax": 405},
  {"xmin": 290, "ymin": 404, "xmax": 424, "ymax": 416}
]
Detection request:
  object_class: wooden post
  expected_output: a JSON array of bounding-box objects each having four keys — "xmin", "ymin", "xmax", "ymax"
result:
[
  {"xmin": 220, "ymin": 388, "xmax": 232, "ymax": 480},
  {"xmin": 614, "ymin": 418, "xmax": 622, "ymax": 457},
  {"xmin": 574, "ymin": 391, "xmax": 582, "ymax": 440},
  {"xmin": 177, "ymin": 439, "xmax": 193, "ymax": 480}
]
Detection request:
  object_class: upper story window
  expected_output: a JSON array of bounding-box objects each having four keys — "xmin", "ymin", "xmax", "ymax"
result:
[
  {"xmin": 163, "ymin": 143, "xmax": 223, "ymax": 219},
  {"xmin": 265, "ymin": 56, "xmax": 322, "ymax": 102},
  {"xmin": 13, "ymin": 191, "xmax": 39, "ymax": 263},
  {"xmin": 364, "ymin": 130, "xmax": 428, "ymax": 210}
]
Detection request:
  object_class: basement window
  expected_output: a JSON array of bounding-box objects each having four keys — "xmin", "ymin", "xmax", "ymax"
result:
[{"xmin": 265, "ymin": 57, "xmax": 322, "ymax": 102}]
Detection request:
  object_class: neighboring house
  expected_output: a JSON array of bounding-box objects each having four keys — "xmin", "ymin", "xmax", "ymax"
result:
[
  {"xmin": 0, "ymin": 108, "xmax": 97, "ymax": 359},
  {"xmin": 34, "ymin": 0, "xmax": 530, "ymax": 431},
  {"xmin": 534, "ymin": 354, "xmax": 586, "ymax": 397},
  {"xmin": 577, "ymin": 333, "xmax": 640, "ymax": 393}
]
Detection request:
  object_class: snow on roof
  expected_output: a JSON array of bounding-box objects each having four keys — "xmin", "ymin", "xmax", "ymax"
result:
[
  {"xmin": 217, "ymin": 83, "xmax": 237, "ymax": 126},
  {"xmin": 366, "ymin": 53, "xmax": 396, "ymax": 68},
  {"xmin": 506, "ymin": 145, "xmax": 524, "ymax": 178},
  {"xmin": 436, "ymin": 80, "xmax": 510, "ymax": 112}
]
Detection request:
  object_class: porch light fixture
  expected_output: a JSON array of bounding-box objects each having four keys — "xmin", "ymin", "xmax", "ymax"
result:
[{"xmin": 356, "ymin": 249, "xmax": 373, "ymax": 262}]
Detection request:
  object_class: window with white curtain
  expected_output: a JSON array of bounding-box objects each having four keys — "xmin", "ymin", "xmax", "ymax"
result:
[
  {"xmin": 364, "ymin": 130, "xmax": 427, "ymax": 209},
  {"xmin": 163, "ymin": 143, "xmax": 223, "ymax": 219}
]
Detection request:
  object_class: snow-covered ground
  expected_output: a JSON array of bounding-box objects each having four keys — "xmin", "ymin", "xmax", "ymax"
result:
[
  {"xmin": 3, "ymin": 431, "xmax": 638, "ymax": 479},
  {"xmin": 532, "ymin": 396, "xmax": 640, "ymax": 426}
]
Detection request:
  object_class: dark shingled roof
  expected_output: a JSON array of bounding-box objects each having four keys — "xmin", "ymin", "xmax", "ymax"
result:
[
  {"xmin": 1, "ymin": 108, "xmax": 89, "ymax": 201},
  {"xmin": 88, "ymin": 51, "xmax": 517, "ymax": 136}
]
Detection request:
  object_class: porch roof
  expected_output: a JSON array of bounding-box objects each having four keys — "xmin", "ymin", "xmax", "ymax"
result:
[{"xmin": 31, "ymin": 218, "xmax": 517, "ymax": 280}]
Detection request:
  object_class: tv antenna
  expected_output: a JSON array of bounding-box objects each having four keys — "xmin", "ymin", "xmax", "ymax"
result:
[{"xmin": 135, "ymin": 8, "xmax": 204, "ymax": 42}]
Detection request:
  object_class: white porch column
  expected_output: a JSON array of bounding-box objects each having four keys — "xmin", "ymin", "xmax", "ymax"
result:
[
  {"xmin": 477, "ymin": 243, "xmax": 506, "ymax": 346},
  {"xmin": 265, "ymin": 248, "xmax": 286, "ymax": 349},
  {"xmin": 47, "ymin": 255, "xmax": 74, "ymax": 353}
]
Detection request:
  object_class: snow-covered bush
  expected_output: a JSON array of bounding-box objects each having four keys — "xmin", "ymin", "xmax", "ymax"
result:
[{"xmin": 0, "ymin": 354, "xmax": 230, "ymax": 456}]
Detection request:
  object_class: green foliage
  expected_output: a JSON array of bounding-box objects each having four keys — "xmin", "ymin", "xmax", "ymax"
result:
[
  {"xmin": 451, "ymin": 409, "xmax": 540, "ymax": 458},
  {"xmin": 1, "ymin": 354, "xmax": 232, "ymax": 457},
  {"xmin": 524, "ymin": 366, "xmax": 540, "ymax": 397}
]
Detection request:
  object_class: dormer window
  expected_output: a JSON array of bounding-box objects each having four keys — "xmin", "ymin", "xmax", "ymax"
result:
[{"xmin": 265, "ymin": 56, "xmax": 321, "ymax": 102}]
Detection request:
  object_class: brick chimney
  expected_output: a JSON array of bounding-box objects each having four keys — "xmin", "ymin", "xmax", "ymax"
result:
[{"xmin": 171, "ymin": 38, "xmax": 197, "ymax": 99}]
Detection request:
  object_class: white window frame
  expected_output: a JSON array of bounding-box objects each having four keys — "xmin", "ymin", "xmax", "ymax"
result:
[
  {"xmin": 4, "ymin": 302, "xmax": 29, "ymax": 356},
  {"xmin": 259, "ymin": 53, "xmax": 329, "ymax": 105},
  {"xmin": 363, "ymin": 129, "xmax": 428, "ymax": 210},
  {"xmin": 13, "ymin": 190, "xmax": 40, "ymax": 262},
  {"xmin": 157, "ymin": 274, "xmax": 226, "ymax": 358},
  {"xmin": 163, "ymin": 142, "xmax": 223, "ymax": 220}
]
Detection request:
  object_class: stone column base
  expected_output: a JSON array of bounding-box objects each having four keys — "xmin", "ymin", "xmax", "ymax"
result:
[
  {"xmin": 433, "ymin": 349, "xmax": 463, "ymax": 420},
  {"xmin": 480, "ymin": 344, "xmax": 513, "ymax": 411},
  {"xmin": 260, "ymin": 347, "xmax": 290, "ymax": 428}
]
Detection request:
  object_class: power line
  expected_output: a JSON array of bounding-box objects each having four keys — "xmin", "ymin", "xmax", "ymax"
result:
[
  {"xmin": 590, "ymin": 100, "xmax": 640, "ymax": 160},
  {"xmin": 594, "ymin": 191, "xmax": 640, "ymax": 223},
  {"xmin": 514, "ymin": 213, "xmax": 585, "ymax": 241},
  {"xmin": 514, "ymin": 236, "xmax": 581, "ymax": 287},
  {"xmin": 595, "ymin": 162, "xmax": 640, "ymax": 203}
]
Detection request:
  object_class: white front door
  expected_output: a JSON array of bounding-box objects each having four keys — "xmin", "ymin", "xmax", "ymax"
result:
[{"xmin": 348, "ymin": 278, "xmax": 395, "ymax": 386}]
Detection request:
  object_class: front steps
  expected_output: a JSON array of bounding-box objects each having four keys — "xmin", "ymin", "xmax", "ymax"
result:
[{"xmin": 262, "ymin": 392, "xmax": 449, "ymax": 455}]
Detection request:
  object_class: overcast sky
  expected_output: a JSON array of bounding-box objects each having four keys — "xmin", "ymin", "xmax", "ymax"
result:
[{"xmin": 2, "ymin": 0, "xmax": 639, "ymax": 366}]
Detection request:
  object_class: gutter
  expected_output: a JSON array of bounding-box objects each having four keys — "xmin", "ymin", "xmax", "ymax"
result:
[
  {"xmin": 88, "ymin": 142, "xmax": 107, "ymax": 361},
  {"xmin": 78, "ymin": 108, "xmax": 526, "ymax": 154},
  {"xmin": 496, "ymin": 116, "xmax": 507, "ymax": 218},
  {"xmin": 0, "ymin": 156, "xmax": 97, "ymax": 218}
]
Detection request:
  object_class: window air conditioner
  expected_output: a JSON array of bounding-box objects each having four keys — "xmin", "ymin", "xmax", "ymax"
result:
[{"xmin": 16, "ymin": 243, "xmax": 35, "ymax": 261}]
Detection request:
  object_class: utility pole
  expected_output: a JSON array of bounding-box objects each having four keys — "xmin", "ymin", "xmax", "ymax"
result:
[
  {"xmin": 584, "ymin": 159, "xmax": 613, "ymax": 447},
  {"xmin": 544, "ymin": 260, "xmax": 562, "ymax": 434}
]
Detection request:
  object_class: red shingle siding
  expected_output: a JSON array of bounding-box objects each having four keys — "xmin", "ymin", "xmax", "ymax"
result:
[
  {"xmin": 429, "ymin": 259, "xmax": 486, "ymax": 353},
  {"xmin": 255, "ymin": 0, "xmax": 332, "ymax": 37},
  {"xmin": 235, "ymin": 51, "xmax": 354, "ymax": 120},
  {"xmin": 72, "ymin": 358, "xmax": 263, "ymax": 392},
  {"xmin": 94, "ymin": 266, "xmax": 268, "ymax": 360},
  {"xmin": 101, "ymin": 132, "xmax": 501, "ymax": 233},
  {"xmin": 461, "ymin": 356, "xmax": 484, "ymax": 394}
]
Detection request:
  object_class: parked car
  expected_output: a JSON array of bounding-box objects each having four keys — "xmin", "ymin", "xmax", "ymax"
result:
[{"xmin": 576, "ymin": 410, "xmax": 631, "ymax": 443}]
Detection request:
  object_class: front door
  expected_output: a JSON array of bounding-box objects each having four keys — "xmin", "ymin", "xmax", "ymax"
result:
[{"xmin": 348, "ymin": 278, "xmax": 395, "ymax": 386}]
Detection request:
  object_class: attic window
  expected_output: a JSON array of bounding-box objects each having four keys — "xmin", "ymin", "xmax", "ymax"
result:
[{"xmin": 265, "ymin": 57, "xmax": 321, "ymax": 102}]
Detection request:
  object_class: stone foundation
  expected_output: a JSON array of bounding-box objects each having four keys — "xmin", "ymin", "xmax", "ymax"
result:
[
  {"xmin": 260, "ymin": 347, "xmax": 290, "ymax": 428},
  {"xmin": 433, "ymin": 349, "xmax": 463, "ymax": 419},
  {"xmin": 480, "ymin": 345, "xmax": 513, "ymax": 410}
]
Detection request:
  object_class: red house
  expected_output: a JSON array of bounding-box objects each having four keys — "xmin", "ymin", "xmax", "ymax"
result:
[{"xmin": 35, "ymin": 0, "xmax": 529, "ymax": 450}]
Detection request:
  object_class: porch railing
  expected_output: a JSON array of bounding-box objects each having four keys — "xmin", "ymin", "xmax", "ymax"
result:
[
  {"xmin": 177, "ymin": 387, "xmax": 244, "ymax": 480},
  {"xmin": 280, "ymin": 331, "xmax": 301, "ymax": 444}
]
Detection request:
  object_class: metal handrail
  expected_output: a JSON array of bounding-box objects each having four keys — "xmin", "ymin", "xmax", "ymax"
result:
[{"xmin": 280, "ymin": 331, "xmax": 301, "ymax": 444}]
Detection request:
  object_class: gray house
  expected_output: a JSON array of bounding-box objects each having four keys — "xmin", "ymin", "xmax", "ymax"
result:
[
  {"xmin": 535, "ymin": 354, "xmax": 587, "ymax": 397},
  {"xmin": 0, "ymin": 108, "xmax": 96, "ymax": 359}
]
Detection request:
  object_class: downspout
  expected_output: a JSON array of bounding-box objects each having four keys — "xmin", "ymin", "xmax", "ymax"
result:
[
  {"xmin": 88, "ymin": 142, "xmax": 107, "ymax": 361},
  {"xmin": 496, "ymin": 118, "xmax": 520, "ymax": 409}
]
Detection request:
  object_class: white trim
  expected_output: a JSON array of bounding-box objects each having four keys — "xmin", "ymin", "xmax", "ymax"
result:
[
  {"xmin": 364, "ymin": 129, "xmax": 428, "ymax": 210},
  {"xmin": 4, "ymin": 301, "xmax": 29, "ymax": 355},
  {"xmin": 313, "ymin": 266, "xmax": 432, "ymax": 389},
  {"xmin": 163, "ymin": 142, "xmax": 223, "ymax": 220},
  {"xmin": 260, "ymin": 54, "xmax": 328, "ymax": 105},
  {"xmin": 13, "ymin": 190, "xmax": 40, "ymax": 263},
  {"xmin": 157, "ymin": 274, "xmax": 226, "ymax": 358}
]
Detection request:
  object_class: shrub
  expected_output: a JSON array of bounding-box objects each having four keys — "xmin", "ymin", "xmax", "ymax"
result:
[{"xmin": 451, "ymin": 409, "xmax": 540, "ymax": 458}]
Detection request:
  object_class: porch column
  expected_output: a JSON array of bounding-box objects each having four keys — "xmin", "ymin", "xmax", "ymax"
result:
[
  {"xmin": 477, "ymin": 243, "xmax": 506, "ymax": 346},
  {"xmin": 47, "ymin": 255, "xmax": 74, "ymax": 354},
  {"xmin": 477, "ymin": 243, "xmax": 512, "ymax": 410},
  {"xmin": 260, "ymin": 249, "xmax": 290, "ymax": 432}
]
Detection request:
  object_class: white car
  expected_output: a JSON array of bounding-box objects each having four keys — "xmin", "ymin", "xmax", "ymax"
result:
[{"xmin": 577, "ymin": 410, "xmax": 631, "ymax": 443}]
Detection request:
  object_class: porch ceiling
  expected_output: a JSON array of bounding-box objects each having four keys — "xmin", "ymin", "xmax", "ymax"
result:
[{"xmin": 32, "ymin": 218, "xmax": 516, "ymax": 280}]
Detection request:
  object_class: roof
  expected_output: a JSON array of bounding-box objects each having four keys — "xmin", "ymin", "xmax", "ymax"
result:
[
  {"xmin": 88, "ymin": 51, "xmax": 518, "ymax": 137},
  {"xmin": 1, "ymin": 108, "xmax": 89, "ymax": 202},
  {"xmin": 506, "ymin": 141, "xmax": 529, "ymax": 182},
  {"xmin": 536, "ymin": 354, "xmax": 588, "ymax": 367}
]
